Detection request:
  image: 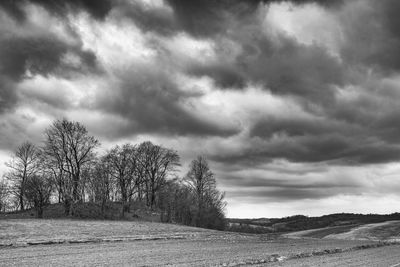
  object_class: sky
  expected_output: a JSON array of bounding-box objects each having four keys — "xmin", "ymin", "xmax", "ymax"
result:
[{"xmin": 1, "ymin": 0, "xmax": 400, "ymax": 218}]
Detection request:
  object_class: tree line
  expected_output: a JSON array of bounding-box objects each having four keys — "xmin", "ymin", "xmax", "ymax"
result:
[{"xmin": 1, "ymin": 118, "xmax": 226, "ymax": 230}]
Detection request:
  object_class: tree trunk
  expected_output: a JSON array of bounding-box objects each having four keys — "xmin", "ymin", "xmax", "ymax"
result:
[
  {"xmin": 64, "ymin": 198, "xmax": 71, "ymax": 215},
  {"xmin": 36, "ymin": 205, "xmax": 43, "ymax": 218},
  {"xmin": 150, "ymin": 188, "xmax": 156, "ymax": 209},
  {"xmin": 58, "ymin": 178, "xmax": 63, "ymax": 203},
  {"xmin": 101, "ymin": 199, "xmax": 106, "ymax": 218},
  {"xmin": 120, "ymin": 203, "xmax": 125, "ymax": 219},
  {"xmin": 120, "ymin": 186, "xmax": 130, "ymax": 218},
  {"xmin": 72, "ymin": 173, "xmax": 80, "ymax": 202},
  {"xmin": 145, "ymin": 181, "xmax": 150, "ymax": 207},
  {"xmin": 72, "ymin": 183, "xmax": 78, "ymax": 202},
  {"xmin": 197, "ymin": 195, "xmax": 203, "ymax": 227},
  {"xmin": 19, "ymin": 194, "xmax": 24, "ymax": 211},
  {"xmin": 20, "ymin": 167, "xmax": 27, "ymax": 211},
  {"xmin": 138, "ymin": 185, "xmax": 142, "ymax": 202}
]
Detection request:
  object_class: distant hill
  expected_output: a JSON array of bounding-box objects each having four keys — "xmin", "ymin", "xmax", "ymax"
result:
[{"xmin": 227, "ymin": 213, "xmax": 400, "ymax": 234}]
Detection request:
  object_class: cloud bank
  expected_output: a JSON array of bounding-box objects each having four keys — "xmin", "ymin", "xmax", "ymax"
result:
[{"xmin": 1, "ymin": 0, "xmax": 400, "ymax": 217}]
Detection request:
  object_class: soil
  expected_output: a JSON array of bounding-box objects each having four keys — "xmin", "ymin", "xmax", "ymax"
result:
[{"xmin": 1, "ymin": 219, "xmax": 399, "ymax": 266}]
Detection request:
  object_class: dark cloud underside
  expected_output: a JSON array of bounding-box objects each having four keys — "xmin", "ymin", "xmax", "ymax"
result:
[
  {"xmin": 1, "ymin": 36, "xmax": 97, "ymax": 80},
  {"xmin": 97, "ymin": 70, "xmax": 240, "ymax": 137},
  {"xmin": 165, "ymin": 0, "xmax": 346, "ymax": 37},
  {"xmin": 0, "ymin": 33, "xmax": 98, "ymax": 113},
  {"xmin": 1, "ymin": 0, "xmax": 400, "ymax": 162},
  {"xmin": 0, "ymin": 0, "xmax": 112, "ymax": 21}
]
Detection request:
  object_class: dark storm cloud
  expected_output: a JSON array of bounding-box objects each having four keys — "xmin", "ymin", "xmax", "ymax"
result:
[
  {"xmin": 241, "ymin": 39, "xmax": 344, "ymax": 103},
  {"xmin": 219, "ymin": 172, "xmax": 360, "ymax": 189},
  {"xmin": 189, "ymin": 35, "xmax": 345, "ymax": 104},
  {"xmin": 331, "ymin": 91, "xmax": 400, "ymax": 145},
  {"xmin": 373, "ymin": 109, "xmax": 400, "ymax": 143},
  {"xmin": 116, "ymin": 1, "xmax": 177, "ymax": 36},
  {"xmin": 0, "ymin": 114, "xmax": 38, "ymax": 151},
  {"xmin": 115, "ymin": 0, "xmax": 344, "ymax": 38},
  {"xmin": 0, "ymin": 36, "xmax": 97, "ymax": 81},
  {"xmin": 249, "ymin": 115, "xmax": 365, "ymax": 140},
  {"xmin": 212, "ymin": 131, "xmax": 400, "ymax": 165},
  {"xmin": 96, "ymin": 69, "xmax": 240, "ymax": 138},
  {"xmin": 0, "ymin": 0, "xmax": 112, "ymax": 21},
  {"xmin": 0, "ymin": 33, "xmax": 99, "ymax": 112},
  {"xmin": 1, "ymin": 0, "xmax": 400, "ymax": 168},
  {"xmin": 268, "ymin": 0, "xmax": 344, "ymax": 7},
  {"xmin": 165, "ymin": 0, "xmax": 344, "ymax": 37},
  {"xmin": 0, "ymin": 76, "xmax": 17, "ymax": 113},
  {"xmin": 165, "ymin": 0, "xmax": 240, "ymax": 37},
  {"xmin": 198, "ymin": 0, "xmax": 400, "ymax": 166},
  {"xmin": 0, "ymin": 0, "xmax": 26, "ymax": 21},
  {"xmin": 211, "ymin": 135, "xmax": 348, "ymax": 164},
  {"xmin": 228, "ymin": 187, "xmax": 337, "ymax": 201},
  {"xmin": 382, "ymin": 0, "xmax": 400, "ymax": 38},
  {"xmin": 174, "ymin": 0, "xmax": 346, "ymax": 104},
  {"xmin": 189, "ymin": 63, "xmax": 246, "ymax": 89},
  {"xmin": 340, "ymin": 0, "xmax": 400, "ymax": 73}
]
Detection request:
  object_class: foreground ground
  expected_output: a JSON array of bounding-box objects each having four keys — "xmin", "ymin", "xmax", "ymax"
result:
[
  {"xmin": 270, "ymin": 245, "xmax": 400, "ymax": 267},
  {"xmin": 2, "ymin": 238, "xmax": 400, "ymax": 267},
  {"xmin": 1, "ymin": 219, "xmax": 400, "ymax": 266}
]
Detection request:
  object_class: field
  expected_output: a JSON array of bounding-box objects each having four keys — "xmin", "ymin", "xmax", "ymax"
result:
[
  {"xmin": 284, "ymin": 220, "xmax": 400, "ymax": 241},
  {"xmin": 1, "ymin": 219, "xmax": 400, "ymax": 266},
  {"xmin": 269, "ymin": 245, "xmax": 400, "ymax": 267}
]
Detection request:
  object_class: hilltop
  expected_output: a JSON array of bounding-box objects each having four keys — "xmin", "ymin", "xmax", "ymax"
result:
[{"xmin": 0, "ymin": 202, "xmax": 161, "ymax": 222}]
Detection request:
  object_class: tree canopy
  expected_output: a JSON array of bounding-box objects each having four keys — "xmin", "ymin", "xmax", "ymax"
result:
[{"xmin": 2, "ymin": 118, "xmax": 226, "ymax": 230}]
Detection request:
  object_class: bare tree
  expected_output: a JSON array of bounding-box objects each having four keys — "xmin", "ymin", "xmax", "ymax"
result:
[
  {"xmin": 24, "ymin": 174, "xmax": 53, "ymax": 218},
  {"xmin": 159, "ymin": 178, "xmax": 194, "ymax": 224},
  {"xmin": 39, "ymin": 150, "xmax": 64, "ymax": 203},
  {"xmin": 5, "ymin": 142, "xmax": 40, "ymax": 211},
  {"xmin": 0, "ymin": 180, "xmax": 9, "ymax": 212},
  {"xmin": 44, "ymin": 118, "xmax": 99, "ymax": 214},
  {"xmin": 134, "ymin": 153, "xmax": 148, "ymax": 203},
  {"xmin": 137, "ymin": 141, "xmax": 180, "ymax": 209},
  {"xmin": 185, "ymin": 156, "xmax": 226, "ymax": 229},
  {"xmin": 105, "ymin": 143, "xmax": 137, "ymax": 217},
  {"xmin": 87, "ymin": 157, "xmax": 114, "ymax": 217},
  {"xmin": 185, "ymin": 156, "xmax": 214, "ymax": 227}
]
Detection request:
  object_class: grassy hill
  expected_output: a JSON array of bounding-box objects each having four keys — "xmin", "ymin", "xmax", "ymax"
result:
[
  {"xmin": 0, "ymin": 218, "xmax": 217, "ymax": 247},
  {"xmin": 0, "ymin": 201, "xmax": 161, "ymax": 222}
]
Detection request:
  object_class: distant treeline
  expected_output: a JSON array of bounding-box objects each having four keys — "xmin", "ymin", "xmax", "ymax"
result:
[
  {"xmin": 227, "ymin": 213, "xmax": 400, "ymax": 233},
  {"xmin": 0, "ymin": 118, "xmax": 226, "ymax": 230}
]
